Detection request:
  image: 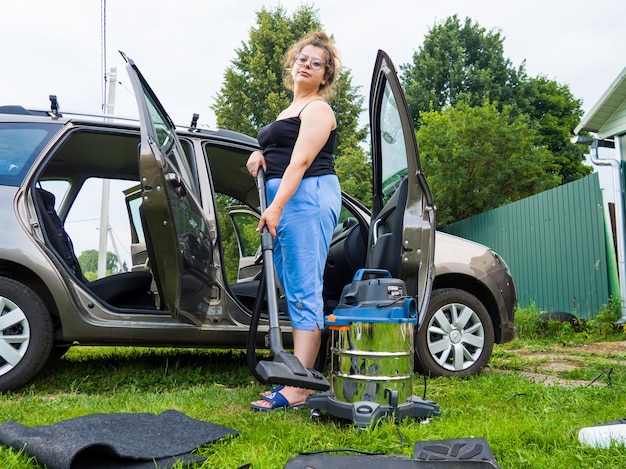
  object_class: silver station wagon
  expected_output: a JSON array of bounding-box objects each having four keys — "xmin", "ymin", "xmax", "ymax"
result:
[{"xmin": 0, "ymin": 51, "xmax": 516, "ymax": 391}]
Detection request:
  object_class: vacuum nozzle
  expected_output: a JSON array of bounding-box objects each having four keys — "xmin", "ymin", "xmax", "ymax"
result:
[{"xmin": 255, "ymin": 351, "xmax": 330, "ymax": 391}]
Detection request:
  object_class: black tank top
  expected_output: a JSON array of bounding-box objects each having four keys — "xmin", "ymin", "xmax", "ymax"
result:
[{"xmin": 257, "ymin": 111, "xmax": 337, "ymax": 180}]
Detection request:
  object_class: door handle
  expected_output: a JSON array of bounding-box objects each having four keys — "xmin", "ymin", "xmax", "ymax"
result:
[{"xmin": 372, "ymin": 218, "xmax": 382, "ymax": 247}]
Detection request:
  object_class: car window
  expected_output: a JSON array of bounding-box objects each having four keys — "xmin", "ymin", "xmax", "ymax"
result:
[
  {"xmin": 0, "ymin": 123, "xmax": 62, "ymax": 186},
  {"xmin": 337, "ymin": 205, "xmax": 356, "ymax": 226},
  {"xmin": 65, "ymin": 177, "xmax": 137, "ymax": 274},
  {"xmin": 142, "ymin": 90, "xmax": 197, "ymax": 194},
  {"xmin": 124, "ymin": 188, "xmax": 145, "ymax": 245},
  {"xmin": 178, "ymin": 138, "xmax": 200, "ymax": 192},
  {"xmin": 231, "ymin": 211, "xmax": 260, "ymax": 258},
  {"xmin": 38, "ymin": 180, "xmax": 70, "ymax": 208},
  {"xmin": 379, "ymin": 84, "xmax": 408, "ymax": 206},
  {"xmin": 215, "ymin": 194, "xmax": 257, "ymax": 284}
]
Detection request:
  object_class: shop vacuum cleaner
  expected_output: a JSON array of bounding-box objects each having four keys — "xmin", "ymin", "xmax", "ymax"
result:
[{"xmin": 304, "ymin": 269, "xmax": 440, "ymax": 427}]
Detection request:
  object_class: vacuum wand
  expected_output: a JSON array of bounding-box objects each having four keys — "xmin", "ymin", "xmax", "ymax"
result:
[{"xmin": 254, "ymin": 168, "xmax": 330, "ymax": 391}]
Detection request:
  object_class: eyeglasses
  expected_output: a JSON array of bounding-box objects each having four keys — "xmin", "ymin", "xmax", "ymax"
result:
[{"xmin": 294, "ymin": 52, "xmax": 326, "ymax": 70}]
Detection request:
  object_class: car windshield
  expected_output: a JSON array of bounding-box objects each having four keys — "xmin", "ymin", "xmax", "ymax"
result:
[
  {"xmin": 379, "ymin": 83, "xmax": 408, "ymax": 206},
  {"xmin": 0, "ymin": 123, "xmax": 62, "ymax": 186}
]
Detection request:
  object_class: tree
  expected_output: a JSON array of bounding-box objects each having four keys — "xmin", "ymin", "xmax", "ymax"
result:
[
  {"xmin": 334, "ymin": 144, "xmax": 372, "ymax": 207},
  {"xmin": 402, "ymin": 15, "xmax": 591, "ymax": 187},
  {"xmin": 211, "ymin": 4, "xmax": 369, "ymax": 204},
  {"xmin": 515, "ymin": 75, "xmax": 591, "ymax": 183},
  {"xmin": 417, "ymin": 100, "xmax": 560, "ymax": 226},
  {"xmin": 78, "ymin": 249, "xmax": 123, "ymax": 280},
  {"xmin": 401, "ymin": 15, "xmax": 519, "ymax": 125},
  {"xmin": 331, "ymin": 65, "xmax": 371, "ymax": 206}
]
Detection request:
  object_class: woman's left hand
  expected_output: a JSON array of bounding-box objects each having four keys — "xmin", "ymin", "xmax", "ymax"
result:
[{"xmin": 246, "ymin": 150, "xmax": 266, "ymax": 178}]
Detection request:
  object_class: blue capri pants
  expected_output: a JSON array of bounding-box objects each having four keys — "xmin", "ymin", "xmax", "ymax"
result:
[{"xmin": 265, "ymin": 174, "xmax": 341, "ymax": 331}]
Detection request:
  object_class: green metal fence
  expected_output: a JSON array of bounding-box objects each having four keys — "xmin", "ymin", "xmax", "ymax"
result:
[{"xmin": 441, "ymin": 173, "xmax": 616, "ymax": 319}]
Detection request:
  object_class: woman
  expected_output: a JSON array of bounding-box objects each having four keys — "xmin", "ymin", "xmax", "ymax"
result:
[{"xmin": 247, "ymin": 31, "xmax": 342, "ymax": 411}]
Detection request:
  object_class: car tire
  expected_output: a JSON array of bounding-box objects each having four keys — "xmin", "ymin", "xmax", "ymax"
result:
[
  {"xmin": 0, "ymin": 277, "xmax": 54, "ymax": 391},
  {"xmin": 415, "ymin": 288, "xmax": 494, "ymax": 378},
  {"xmin": 538, "ymin": 311, "xmax": 577, "ymax": 325}
]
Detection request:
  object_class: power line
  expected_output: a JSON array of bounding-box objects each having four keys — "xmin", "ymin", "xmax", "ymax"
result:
[{"xmin": 66, "ymin": 218, "xmax": 100, "ymax": 224}]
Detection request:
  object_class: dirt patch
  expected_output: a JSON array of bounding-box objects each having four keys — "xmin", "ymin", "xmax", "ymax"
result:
[
  {"xmin": 518, "ymin": 341, "xmax": 626, "ymax": 356},
  {"xmin": 490, "ymin": 340, "xmax": 625, "ymax": 387},
  {"xmin": 490, "ymin": 369, "xmax": 593, "ymax": 387}
]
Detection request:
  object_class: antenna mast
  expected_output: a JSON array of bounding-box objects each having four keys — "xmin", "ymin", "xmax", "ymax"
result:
[{"xmin": 97, "ymin": 0, "xmax": 119, "ymax": 278}]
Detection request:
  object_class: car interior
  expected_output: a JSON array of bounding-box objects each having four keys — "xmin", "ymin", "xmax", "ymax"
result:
[
  {"xmin": 35, "ymin": 185, "xmax": 155, "ymax": 308},
  {"xmin": 32, "ymin": 128, "xmax": 158, "ymax": 310},
  {"xmin": 203, "ymin": 140, "xmax": 370, "ymax": 315},
  {"xmin": 30, "ymin": 126, "xmax": 372, "ymax": 321}
]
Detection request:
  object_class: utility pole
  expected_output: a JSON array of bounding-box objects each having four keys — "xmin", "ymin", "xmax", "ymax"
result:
[{"xmin": 97, "ymin": 67, "xmax": 116, "ymax": 279}]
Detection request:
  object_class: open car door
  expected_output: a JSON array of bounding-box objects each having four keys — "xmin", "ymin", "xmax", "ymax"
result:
[
  {"xmin": 367, "ymin": 50, "xmax": 436, "ymax": 321},
  {"xmin": 121, "ymin": 52, "xmax": 217, "ymax": 325}
]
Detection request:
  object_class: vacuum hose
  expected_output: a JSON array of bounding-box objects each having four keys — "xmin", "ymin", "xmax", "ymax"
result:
[{"xmin": 245, "ymin": 168, "xmax": 330, "ymax": 391}]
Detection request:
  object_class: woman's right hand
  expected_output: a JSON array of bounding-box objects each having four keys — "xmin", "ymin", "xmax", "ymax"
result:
[
  {"xmin": 246, "ymin": 150, "xmax": 266, "ymax": 178},
  {"xmin": 257, "ymin": 202, "xmax": 282, "ymax": 238}
]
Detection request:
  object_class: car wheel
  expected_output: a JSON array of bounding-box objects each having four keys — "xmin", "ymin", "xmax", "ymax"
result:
[
  {"xmin": 415, "ymin": 288, "xmax": 494, "ymax": 378},
  {"xmin": 0, "ymin": 277, "xmax": 54, "ymax": 391}
]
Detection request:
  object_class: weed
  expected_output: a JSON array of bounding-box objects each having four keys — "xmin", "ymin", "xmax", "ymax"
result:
[
  {"xmin": 512, "ymin": 303, "xmax": 544, "ymax": 340},
  {"xmin": 590, "ymin": 296, "xmax": 622, "ymax": 336}
]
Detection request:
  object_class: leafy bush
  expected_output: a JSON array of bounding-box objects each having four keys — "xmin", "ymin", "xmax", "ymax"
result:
[
  {"xmin": 513, "ymin": 298, "xmax": 625, "ymax": 344},
  {"xmin": 589, "ymin": 296, "xmax": 622, "ymax": 336}
]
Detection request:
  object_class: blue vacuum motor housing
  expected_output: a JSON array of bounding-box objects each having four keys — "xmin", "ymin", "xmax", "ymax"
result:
[{"xmin": 328, "ymin": 268, "xmax": 417, "ymax": 326}]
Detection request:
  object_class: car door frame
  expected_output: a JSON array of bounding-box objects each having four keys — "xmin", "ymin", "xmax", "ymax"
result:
[
  {"xmin": 369, "ymin": 49, "xmax": 436, "ymax": 320},
  {"xmin": 121, "ymin": 51, "xmax": 219, "ymax": 325}
]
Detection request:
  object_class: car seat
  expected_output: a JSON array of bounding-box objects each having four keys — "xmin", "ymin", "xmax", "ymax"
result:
[
  {"xmin": 34, "ymin": 187, "xmax": 155, "ymax": 309},
  {"xmin": 365, "ymin": 177, "xmax": 408, "ymax": 277}
]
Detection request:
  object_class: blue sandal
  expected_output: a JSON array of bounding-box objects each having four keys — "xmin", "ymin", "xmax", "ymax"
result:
[
  {"xmin": 250, "ymin": 390, "xmax": 306, "ymax": 412},
  {"xmin": 259, "ymin": 384, "xmax": 284, "ymax": 397}
]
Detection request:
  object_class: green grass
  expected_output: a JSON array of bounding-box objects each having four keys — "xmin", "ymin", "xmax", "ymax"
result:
[{"xmin": 1, "ymin": 338, "xmax": 625, "ymax": 468}]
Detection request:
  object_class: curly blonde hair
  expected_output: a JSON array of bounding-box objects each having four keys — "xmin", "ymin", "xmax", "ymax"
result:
[{"xmin": 283, "ymin": 31, "xmax": 342, "ymax": 99}]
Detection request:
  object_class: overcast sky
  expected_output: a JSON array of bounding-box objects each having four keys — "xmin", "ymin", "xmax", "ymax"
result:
[
  {"xmin": 1, "ymin": 0, "xmax": 624, "ymax": 265},
  {"xmin": 1, "ymin": 0, "xmax": 625, "ymax": 128}
]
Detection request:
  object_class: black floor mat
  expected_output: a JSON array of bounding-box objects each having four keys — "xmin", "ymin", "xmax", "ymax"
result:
[
  {"xmin": 413, "ymin": 438, "xmax": 499, "ymax": 465},
  {"xmin": 284, "ymin": 454, "xmax": 499, "ymax": 468},
  {"xmin": 284, "ymin": 438, "xmax": 502, "ymax": 468},
  {"xmin": 0, "ymin": 409, "xmax": 238, "ymax": 469}
]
